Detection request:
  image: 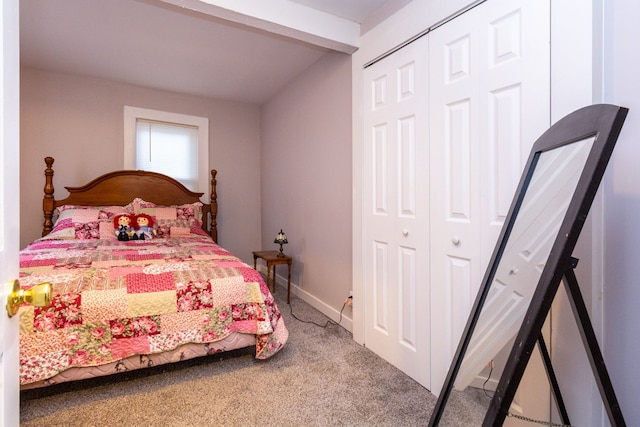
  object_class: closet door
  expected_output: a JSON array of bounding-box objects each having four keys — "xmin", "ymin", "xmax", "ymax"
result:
[
  {"xmin": 428, "ymin": 0, "xmax": 551, "ymax": 401},
  {"xmin": 362, "ymin": 35, "xmax": 430, "ymax": 389}
]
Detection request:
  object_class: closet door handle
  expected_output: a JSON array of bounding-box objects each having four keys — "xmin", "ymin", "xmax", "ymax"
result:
[
  {"xmin": 452, "ymin": 237, "xmax": 461, "ymax": 246},
  {"xmin": 402, "ymin": 229, "xmax": 409, "ymax": 237}
]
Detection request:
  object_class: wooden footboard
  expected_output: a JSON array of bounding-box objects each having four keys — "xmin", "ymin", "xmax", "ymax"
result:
[{"xmin": 42, "ymin": 157, "xmax": 218, "ymax": 242}]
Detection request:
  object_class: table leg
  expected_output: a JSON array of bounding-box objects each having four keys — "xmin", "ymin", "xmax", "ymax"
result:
[
  {"xmin": 287, "ymin": 262, "xmax": 291, "ymax": 304},
  {"xmin": 271, "ymin": 265, "xmax": 276, "ymax": 293},
  {"xmin": 264, "ymin": 261, "xmax": 270, "ymax": 292}
]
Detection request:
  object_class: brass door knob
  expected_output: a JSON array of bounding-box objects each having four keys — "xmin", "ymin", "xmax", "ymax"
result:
[{"xmin": 5, "ymin": 279, "xmax": 52, "ymax": 318}]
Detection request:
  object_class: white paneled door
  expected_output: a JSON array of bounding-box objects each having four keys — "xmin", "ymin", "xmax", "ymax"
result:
[
  {"xmin": 361, "ymin": 0, "xmax": 550, "ymax": 402},
  {"xmin": 428, "ymin": 0, "xmax": 550, "ymax": 403},
  {"xmin": 362, "ymin": 35, "xmax": 431, "ymax": 389},
  {"xmin": 1, "ymin": 0, "xmax": 21, "ymax": 425}
]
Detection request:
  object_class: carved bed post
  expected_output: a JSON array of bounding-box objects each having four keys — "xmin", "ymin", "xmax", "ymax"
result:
[
  {"xmin": 42, "ymin": 157, "xmax": 55, "ymax": 236},
  {"xmin": 210, "ymin": 169, "xmax": 218, "ymax": 243}
]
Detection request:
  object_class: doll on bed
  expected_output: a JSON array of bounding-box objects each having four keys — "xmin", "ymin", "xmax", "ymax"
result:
[
  {"xmin": 114, "ymin": 214, "xmax": 135, "ymax": 241},
  {"xmin": 134, "ymin": 213, "xmax": 157, "ymax": 240}
]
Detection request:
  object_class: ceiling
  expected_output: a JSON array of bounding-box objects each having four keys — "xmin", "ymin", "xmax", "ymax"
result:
[
  {"xmin": 20, "ymin": 0, "xmax": 399, "ymax": 105},
  {"xmin": 288, "ymin": 0, "xmax": 390, "ymax": 23}
]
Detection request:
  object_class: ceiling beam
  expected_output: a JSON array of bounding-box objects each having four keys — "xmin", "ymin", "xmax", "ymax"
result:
[{"xmin": 158, "ymin": 0, "xmax": 360, "ymax": 53}]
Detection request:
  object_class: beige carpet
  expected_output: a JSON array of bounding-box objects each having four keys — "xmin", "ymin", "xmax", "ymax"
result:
[{"xmin": 20, "ymin": 284, "xmax": 484, "ymax": 426}]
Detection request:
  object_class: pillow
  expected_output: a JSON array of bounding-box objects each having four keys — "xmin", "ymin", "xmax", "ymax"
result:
[
  {"xmin": 138, "ymin": 209, "xmax": 202, "ymax": 238},
  {"xmin": 128, "ymin": 198, "xmax": 157, "ymax": 213},
  {"xmin": 57, "ymin": 204, "xmax": 132, "ymax": 215},
  {"xmin": 170, "ymin": 226, "xmax": 210, "ymax": 238},
  {"xmin": 169, "ymin": 227, "xmax": 191, "ymax": 238},
  {"xmin": 99, "ymin": 220, "xmax": 117, "ymax": 240},
  {"xmin": 133, "ymin": 199, "xmax": 204, "ymax": 237},
  {"xmin": 44, "ymin": 219, "xmax": 76, "ymax": 240},
  {"xmin": 130, "ymin": 198, "xmax": 202, "ymax": 219},
  {"xmin": 46, "ymin": 208, "xmax": 127, "ymax": 240}
]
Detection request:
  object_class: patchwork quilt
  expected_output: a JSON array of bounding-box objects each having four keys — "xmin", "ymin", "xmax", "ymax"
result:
[{"xmin": 18, "ymin": 236, "xmax": 288, "ymax": 386}]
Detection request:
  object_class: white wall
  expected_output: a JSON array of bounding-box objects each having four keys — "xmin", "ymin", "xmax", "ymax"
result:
[
  {"xmin": 549, "ymin": 1, "xmax": 640, "ymax": 424},
  {"xmin": 602, "ymin": 0, "xmax": 640, "ymax": 424},
  {"xmin": 20, "ymin": 67, "xmax": 262, "ymax": 263},
  {"xmin": 549, "ymin": 1, "xmax": 607, "ymax": 425},
  {"xmin": 260, "ymin": 51, "xmax": 353, "ymax": 324}
]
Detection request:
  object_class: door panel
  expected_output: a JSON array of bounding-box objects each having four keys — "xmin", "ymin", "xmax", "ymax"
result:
[
  {"xmin": 363, "ymin": 35, "xmax": 430, "ymax": 389},
  {"xmin": 429, "ymin": 5, "xmax": 482, "ymax": 393},
  {"xmin": 429, "ymin": 0, "xmax": 551, "ymax": 405},
  {"xmin": 1, "ymin": 0, "xmax": 21, "ymax": 424}
]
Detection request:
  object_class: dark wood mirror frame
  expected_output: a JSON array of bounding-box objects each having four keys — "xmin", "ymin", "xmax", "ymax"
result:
[{"xmin": 429, "ymin": 104, "xmax": 629, "ymax": 426}]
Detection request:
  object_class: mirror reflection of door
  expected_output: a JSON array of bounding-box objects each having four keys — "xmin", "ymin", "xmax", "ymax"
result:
[{"xmin": 454, "ymin": 136, "xmax": 596, "ymax": 390}]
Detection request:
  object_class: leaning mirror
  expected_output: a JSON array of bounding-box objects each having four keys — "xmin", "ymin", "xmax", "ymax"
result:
[{"xmin": 429, "ymin": 104, "xmax": 628, "ymax": 426}]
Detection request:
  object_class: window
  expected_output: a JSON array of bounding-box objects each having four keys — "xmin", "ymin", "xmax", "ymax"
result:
[{"xmin": 124, "ymin": 106, "xmax": 209, "ymax": 195}]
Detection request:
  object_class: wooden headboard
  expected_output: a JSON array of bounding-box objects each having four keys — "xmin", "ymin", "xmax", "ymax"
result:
[{"xmin": 42, "ymin": 157, "xmax": 218, "ymax": 242}]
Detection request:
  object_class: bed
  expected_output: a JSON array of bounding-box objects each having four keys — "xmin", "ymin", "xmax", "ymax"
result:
[{"xmin": 18, "ymin": 157, "xmax": 288, "ymax": 389}]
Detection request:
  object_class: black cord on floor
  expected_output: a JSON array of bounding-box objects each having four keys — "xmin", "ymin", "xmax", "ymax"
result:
[
  {"xmin": 288, "ymin": 299, "xmax": 348, "ymax": 329},
  {"xmin": 482, "ymin": 363, "xmax": 494, "ymax": 399}
]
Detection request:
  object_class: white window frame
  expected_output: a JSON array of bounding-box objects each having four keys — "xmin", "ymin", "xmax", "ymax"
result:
[{"xmin": 124, "ymin": 106, "xmax": 209, "ymax": 200}]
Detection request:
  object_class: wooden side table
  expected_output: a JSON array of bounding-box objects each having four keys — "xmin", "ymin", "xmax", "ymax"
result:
[{"xmin": 252, "ymin": 250, "xmax": 293, "ymax": 304}]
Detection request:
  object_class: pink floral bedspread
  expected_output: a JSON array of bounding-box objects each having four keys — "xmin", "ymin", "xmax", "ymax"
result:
[{"xmin": 18, "ymin": 236, "xmax": 288, "ymax": 386}]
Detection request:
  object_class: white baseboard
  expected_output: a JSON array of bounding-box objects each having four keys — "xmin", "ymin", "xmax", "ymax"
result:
[{"xmin": 255, "ymin": 265, "xmax": 353, "ymax": 333}]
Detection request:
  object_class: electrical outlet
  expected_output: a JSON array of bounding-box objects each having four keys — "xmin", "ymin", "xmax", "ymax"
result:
[{"xmin": 345, "ymin": 292, "xmax": 353, "ymax": 306}]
